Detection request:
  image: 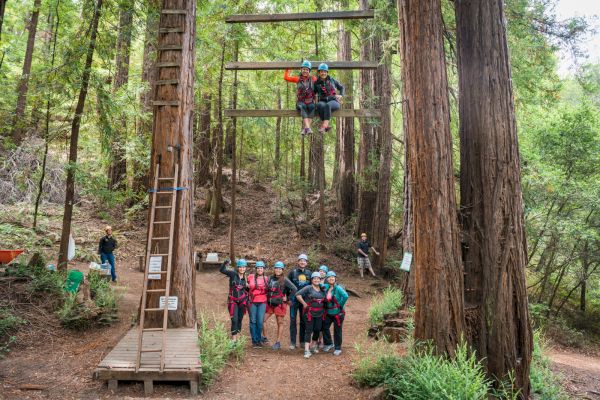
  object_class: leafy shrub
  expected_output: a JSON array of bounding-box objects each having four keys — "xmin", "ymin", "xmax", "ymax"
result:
[
  {"xmin": 352, "ymin": 340, "xmax": 402, "ymax": 387},
  {"xmin": 56, "ymin": 293, "xmax": 94, "ymax": 329},
  {"xmin": 27, "ymin": 269, "xmax": 64, "ymax": 298},
  {"xmin": 0, "ymin": 308, "xmax": 26, "ymax": 339},
  {"xmin": 88, "ymin": 271, "xmax": 119, "ymax": 326},
  {"xmin": 369, "ymin": 287, "xmax": 403, "ymax": 325},
  {"xmin": 198, "ymin": 314, "xmax": 245, "ymax": 386},
  {"xmin": 530, "ymin": 331, "xmax": 569, "ymax": 400}
]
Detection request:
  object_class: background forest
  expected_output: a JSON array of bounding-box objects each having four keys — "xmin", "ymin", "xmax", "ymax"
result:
[{"xmin": 1, "ymin": 0, "xmax": 599, "ymax": 382}]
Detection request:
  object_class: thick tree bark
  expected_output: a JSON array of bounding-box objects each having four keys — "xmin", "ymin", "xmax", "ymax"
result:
[
  {"xmin": 13, "ymin": 0, "xmax": 42, "ymax": 144},
  {"xmin": 309, "ymin": 128, "xmax": 325, "ymax": 192},
  {"xmin": 336, "ymin": 1, "xmax": 355, "ymax": 221},
  {"xmin": 211, "ymin": 42, "xmax": 225, "ymax": 228},
  {"xmin": 224, "ymin": 40, "xmax": 239, "ymax": 161},
  {"xmin": 397, "ymin": 0, "xmax": 465, "ymax": 355},
  {"xmin": 109, "ymin": 1, "xmax": 133, "ymax": 190},
  {"xmin": 356, "ymin": 0, "xmax": 377, "ymax": 237},
  {"xmin": 58, "ymin": 0, "xmax": 103, "ymax": 268},
  {"xmin": 145, "ymin": 0, "xmax": 196, "ymax": 328},
  {"xmin": 371, "ymin": 34, "xmax": 392, "ymax": 271},
  {"xmin": 195, "ymin": 92, "xmax": 211, "ymax": 187},
  {"xmin": 456, "ymin": 0, "xmax": 532, "ymax": 394}
]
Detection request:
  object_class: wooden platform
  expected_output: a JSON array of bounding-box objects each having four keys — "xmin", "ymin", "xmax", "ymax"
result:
[
  {"xmin": 225, "ymin": 109, "xmax": 381, "ymax": 118},
  {"xmin": 225, "ymin": 10, "xmax": 375, "ymax": 23},
  {"xmin": 94, "ymin": 327, "xmax": 201, "ymax": 395},
  {"xmin": 226, "ymin": 61, "xmax": 378, "ymax": 70}
]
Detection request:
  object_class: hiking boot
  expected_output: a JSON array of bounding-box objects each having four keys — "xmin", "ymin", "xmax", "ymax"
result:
[
  {"xmin": 272, "ymin": 341, "xmax": 281, "ymax": 350},
  {"xmin": 333, "ymin": 349, "xmax": 342, "ymax": 356},
  {"xmin": 323, "ymin": 344, "xmax": 334, "ymax": 352},
  {"xmin": 304, "ymin": 350, "xmax": 312, "ymax": 359}
]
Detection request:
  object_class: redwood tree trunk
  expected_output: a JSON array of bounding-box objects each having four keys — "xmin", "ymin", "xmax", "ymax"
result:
[
  {"xmin": 109, "ymin": 1, "xmax": 133, "ymax": 190},
  {"xmin": 145, "ymin": 0, "xmax": 197, "ymax": 328},
  {"xmin": 211, "ymin": 41, "xmax": 225, "ymax": 228},
  {"xmin": 456, "ymin": 1, "xmax": 532, "ymax": 393},
  {"xmin": 58, "ymin": 0, "xmax": 103, "ymax": 268},
  {"xmin": 13, "ymin": 0, "xmax": 42, "ymax": 143},
  {"xmin": 397, "ymin": 0, "xmax": 465, "ymax": 355},
  {"xmin": 275, "ymin": 89, "xmax": 281, "ymax": 174},
  {"xmin": 195, "ymin": 92, "xmax": 211, "ymax": 187}
]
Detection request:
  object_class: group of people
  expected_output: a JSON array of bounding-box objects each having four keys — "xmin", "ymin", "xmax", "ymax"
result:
[
  {"xmin": 220, "ymin": 253, "xmax": 348, "ymax": 359},
  {"xmin": 284, "ymin": 60, "xmax": 345, "ymax": 135}
]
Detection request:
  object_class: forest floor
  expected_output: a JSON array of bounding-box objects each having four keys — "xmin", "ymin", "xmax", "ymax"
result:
[{"xmin": 0, "ymin": 171, "xmax": 599, "ymax": 399}]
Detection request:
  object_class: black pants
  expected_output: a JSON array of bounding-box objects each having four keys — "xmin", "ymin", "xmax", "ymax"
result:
[
  {"xmin": 290, "ymin": 300, "xmax": 306, "ymax": 345},
  {"xmin": 303, "ymin": 313, "xmax": 323, "ymax": 343},
  {"xmin": 229, "ymin": 301, "xmax": 246, "ymax": 335},
  {"xmin": 316, "ymin": 100, "xmax": 340, "ymax": 121},
  {"xmin": 323, "ymin": 313, "xmax": 344, "ymax": 350},
  {"xmin": 297, "ymin": 102, "xmax": 315, "ymax": 118}
]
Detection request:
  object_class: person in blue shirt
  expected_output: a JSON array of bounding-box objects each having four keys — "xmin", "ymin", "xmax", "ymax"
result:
[{"xmin": 322, "ymin": 271, "xmax": 348, "ymax": 356}]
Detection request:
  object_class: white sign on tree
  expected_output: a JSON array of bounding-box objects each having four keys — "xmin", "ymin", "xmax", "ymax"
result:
[{"xmin": 159, "ymin": 296, "xmax": 178, "ymax": 311}]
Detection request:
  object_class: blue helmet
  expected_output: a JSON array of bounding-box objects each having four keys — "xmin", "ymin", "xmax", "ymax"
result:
[
  {"xmin": 274, "ymin": 261, "xmax": 285, "ymax": 269},
  {"xmin": 326, "ymin": 271, "xmax": 337, "ymax": 278},
  {"xmin": 255, "ymin": 261, "xmax": 266, "ymax": 268},
  {"xmin": 301, "ymin": 60, "xmax": 312, "ymax": 70},
  {"xmin": 310, "ymin": 271, "xmax": 321, "ymax": 279},
  {"xmin": 236, "ymin": 259, "xmax": 248, "ymax": 268},
  {"xmin": 319, "ymin": 265, "xmax": 329, "ymax": 273},
  {"xmin": 317, "ymin": 63, "xmax": 329, "ymax": 71}
]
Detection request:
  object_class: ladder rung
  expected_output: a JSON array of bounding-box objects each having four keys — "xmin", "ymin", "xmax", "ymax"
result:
[
  {"xmin": 153, "ymin": 101, "xmax": 179, "ymax": 106},
  {"xmin": 153, "ymin": 221, "xmax": 171, "ymax": 224},
  {"xmin": 156, "ymin": 62, "xmax": 180, "ymax": 68},
  {"xmin": 155, "ymin": 206, "xmax": 172, "ymax": 209},
  {"xmin": 147, "ymin": 289, "xmax": 166, "ymax": 293},
  {"xmin": 145, "ymin": 307, "xmax": 168, "ymax": 312},
  {"xmin": 156, "ymin": 79, "xmax": 180, "ymax": 86},
  {"xmin": 159, "ymin": 27, "xmax": 184, "ymax": 33},
  {"xmin": 142, "ymin": 328, "xmax": 165, "ymax": 332},
  {"xmin": 157, "ymin": 45, "xmax": 183, "ymax": 51},
  {"xmin": 150, "ymin": 253, "xmax": 169, "ymax": 256},
  {"xmin": 161, "ymin": 9, "xmax": 187, "ymax": 14},
  {"xmin": 158, "ymin": 177, "xmax": 176, "ymax": 180},
  {"xmin": 152, "ymin": 237, "xmax": 170, "ymax": 240},
  {"xmin": 140, "ymin": 348, "xmax": 163, "ymax": 352}
]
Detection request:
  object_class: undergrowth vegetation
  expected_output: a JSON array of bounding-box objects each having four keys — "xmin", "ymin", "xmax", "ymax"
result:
[
  {"xmin": 197, "ymin": 314, "xmax": 245, "ymax": 386},
  {"xmin": 369, "ymin": 287, "xmax": 403, "ymax": 325}
]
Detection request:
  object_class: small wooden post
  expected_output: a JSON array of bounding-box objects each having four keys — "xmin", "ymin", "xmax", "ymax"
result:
[
  {"xmin": 144, "ymin": 380, "xmax": 153, "ymax": 395},
  {"xmin": 138, "ymin": 255, "xmax": 144, "ymax": 272},
  {"xmin": 108, "ymin": 380, "xmax": 118, "ymax": 392}
]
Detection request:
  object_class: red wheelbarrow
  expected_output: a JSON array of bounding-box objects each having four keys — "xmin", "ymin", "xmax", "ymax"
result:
[{"xmin": 0, "ymin": 249, "xmax": 24, "ymax": 265}]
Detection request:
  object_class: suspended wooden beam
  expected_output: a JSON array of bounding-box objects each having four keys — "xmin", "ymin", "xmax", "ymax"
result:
[
  {"xmin": 225, "ymin": 10, "xmax": 375, "ymax": 23},
  {"xmin": 226, "ymin": 61, "xmax": 377, "ymax": 70},
  {"xmin": 224, "ymin": 109, "xmax": 381, "ymax": 118}
]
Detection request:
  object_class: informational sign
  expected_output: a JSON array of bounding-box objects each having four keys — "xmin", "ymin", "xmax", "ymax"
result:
[
  {"xmin": 148, "ymin": 274, "xmax": 162, "ymax": 280},
  {"xmin": 159, "ymin": 296, "xmax": 178, "ymax": 311},
  {"xmin": 149, "ymin": 256, "xmax": 163, "ymax": 273},
  {"xmin": 400, "ymin": 252, "xmax": 412, "ymax": 272}
]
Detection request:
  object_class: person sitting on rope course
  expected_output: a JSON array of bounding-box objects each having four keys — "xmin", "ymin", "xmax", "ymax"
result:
[
  {"xmin": 220, "ymin": 259, "xmax": 249, "ymax": 341},
  {"xmin": 288, "ymin": 253, "xmax": 312, "ymax": 350},
  {"xmin": 284, "ymin": 60, "xmax": 317, "ymax": 136},
  {"xmin": 322, "ymin": 271, "xmax": 348, "ymax": 356},
  {"xmin": 315, "ymin": 63, "xmax": 345, "ymax": 133},
  {"xmin": 295, "ymin": 271, "xmax": 327, "ymax": 359},
  {"xmin": 263, "ymin": 261, "xmax": 297, "ymax": 350},
  {"xmin": 248, "ymin": 260, "xmax": 270, "ymax": 348}
]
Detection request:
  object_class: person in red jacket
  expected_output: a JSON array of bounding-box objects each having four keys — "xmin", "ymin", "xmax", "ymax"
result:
[
  {"xmin": 284, "ymin": 60, "xmax": 317, "ymax": 135},
  {"xmin": 248, "ymin": 261, "xmax": 269, "ymax": 347}
]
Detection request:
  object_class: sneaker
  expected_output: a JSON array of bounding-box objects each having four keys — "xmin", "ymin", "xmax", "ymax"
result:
[
  {"xmin": 333, "ymin": 349, "xmax": 342, "ymax": 356},
  {"xmin": 310, "ymin": 346, "xmax": 319, "ymax": 354},
  {"xmin": 261, "ymin": 337, "xmax": 269, "ymax": 344},
  {"xmin": 305, "ymin": 128, "xmax": 313, "ymax": 135},
  {"xmin": 324, "ymin": 126, "xmax": 331, "ymax": 132},
  {"xmin": 304, "ymin": 350, "xmax": 312, "ymax": 359},
  {"xmin": 272, "ymin": 342, "xmax": 281, "ymax": 350},
  {"xmin": 252, "ymin": 342, "xmax": 263, "ymax": 349},
  {"xmin": 289, "ymin": 344, "xmax": 296, "ymax": 350},
  {"xmin": 323, "ymin": 344, "xmax": 334, "ymax": 352},
  {"xmin": 301, "ymin": 128, "xmax": 307, "ymax": 136},
  {"xmin": 318, "ymin": 126, "xmax": 326, "ymax": 133}
]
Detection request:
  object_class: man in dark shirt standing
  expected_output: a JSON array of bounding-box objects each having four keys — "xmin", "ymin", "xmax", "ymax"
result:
[
  {"xmin": 98, "ymin": 225, "xmax": 118, "ymax": 282},
  {"xmin": 356, "ymin": 233, "xmax": 379, "ymax": 278}
]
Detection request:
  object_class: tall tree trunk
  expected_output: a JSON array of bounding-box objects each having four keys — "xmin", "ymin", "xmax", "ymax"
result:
[
  {"xmin": 356, "ymin": 0, "xmax": 377, "ymax": 238},
  {"xmin": 300, "ymin": 136, "xmax": 306, "ymax": 180},
  {"xmin": 0, "ymin": 0, "xmax": 7, "ymax": 40},
  {"xmin": 229, "ymin": 111, "xmax": 237, "ymax": 260},
  {"xmin": 275, "ymin": 89, "xmax": 281, "ymax": 175},
  {"xmin": 397, "ymin": 0, "xmax": 465, "ymax": 355},
  {"xmin": 13, "ymin": 0, "xmax": 42, "ymax": 144},
  {"xmin": 224, "ymin": 41, "xmax": 238, "ymax": 161},
  {"xmin": 195, "ymin": 92, "xmax": 211, "ymax": 187},
  {"xmin": 109, "ymin": 1, "xmax": 133, "ymax": 190},
  {"xmin": 371, "ymin": 31, "xmax": 392, "ymax": 271},
  {"xmin": 211, "ymin": 42, "xmax": 225, "ymax": 228},
  {"xmin": 145, "ymin": 0, "xmax": 197, "ymax": 328},
  {"xmin": 456, "ymin": 0, "xmax": 532, "ymax": 394},
  {"xmin": 58, "ymin": 0, "xmax": 103, "ymax": 268},
  {"xmin": 580, "ymin": 242, "xmax": 589, "ymax": 312},
  {"xmin": 336, "ymin": 0, "xmax": 355, "ymax": 221}
]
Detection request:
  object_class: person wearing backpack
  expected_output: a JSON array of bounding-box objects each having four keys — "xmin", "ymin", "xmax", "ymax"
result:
[
  {"xmin": 322, "ymin": 271, "xmax": 348, "ymax": 356},
  {"xmin": 248, "ymin": 260, "xmax": 269, "ymax": 348},
  {"xmin": 287, "ymin": 253, "xmax": 312, "ymax": 349},
  {"xmin": 219, "ymin": 259, "xmax": 249, "ymax": 341},
  {"xmin": 314, "ymin": 63, "xmax": 345, "ymax": 133},
  {"xmin": 263, "ymin": 261, "xmax": 297, "ymax": 350},
  {"xmin": 295, "ymin": 271, "xmax": 327, "ymax": 359},
  {"xmin": 284, "ymin": 60, "xmax": 317, "ymax": 135}
]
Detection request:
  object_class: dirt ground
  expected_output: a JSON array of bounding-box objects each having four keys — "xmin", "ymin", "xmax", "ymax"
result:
[{"xmin": 1, "ymin": 175, "xmax": 599, "ymax": 399}]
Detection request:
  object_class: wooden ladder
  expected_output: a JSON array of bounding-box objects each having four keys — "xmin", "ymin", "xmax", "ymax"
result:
[{"xmin": 136, "ymin": 162, "xmax": 179, "ymax": 372}]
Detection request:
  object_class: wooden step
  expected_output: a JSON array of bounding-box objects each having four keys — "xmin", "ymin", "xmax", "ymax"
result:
[
  {"xmin": 153, "ymin": 221, "xmax": 171, "ymax": 224},
  {"xmin": 153, "ymin": 101, "xmax": 179, "ymax": 106},
  {"xmin": 226, "ymin": 10, "xmax": 375, "ymax": 23},
  {"xmin": 159, "ymin": 27, "xmax": 184, "ymax": 33},
  {"xmin": 143, "ymin": 328, "xmax": 166, "ymax": 332},
  {"xmin": 158, "ymin": 177, "xmax": 176, "ymax": 181},
  {"xmin": 226, "ymin": 61, "xmax": 377, "ymax": 70},
  {"xmin": 140, "ymin": 348, "xmax": 163, "ymax": 352},
  {"xmin": 156, "ymin": 62, "xmax": 180, "ymax": 68},
  {"xmin": 147, "ymin": 289, "xmax": 167, "ymax": 293},
  {"xmin": 152, "ymin": 237, "xmax": 170, "ymax": 240},
  {"xmin": 161, "ymin": 9, "xmax": 187, "ymax": 14},
  {"xmin": 145, "ymin": 308, "xmax": 168, "ymax": 312},
  {"xmin": 155, "ymin": 206, "xmax": 172, "ymax": 209},
  {"xmin": 157, "ymin": 45, "xmax": 183, "ymax": 51},
  {"xmin": 225, "ymin": 109, "xmax": 381, "ymax": 118}
]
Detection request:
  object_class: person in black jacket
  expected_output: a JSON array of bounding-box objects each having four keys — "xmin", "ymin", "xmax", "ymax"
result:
[
  {"xmin": 287, "ymin": 253, "xmax": 312, "ymax": 349},
  {"xmin": 98, "ymin": 226, "xmax": 118, "ymax": 282},
  {"xmin": 314, "ymin": 63, "xmax": 345, "ymax": 133},
  {"xmin": 220, "ymin": 259, "xmax": 249, "ymax": 341}
]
